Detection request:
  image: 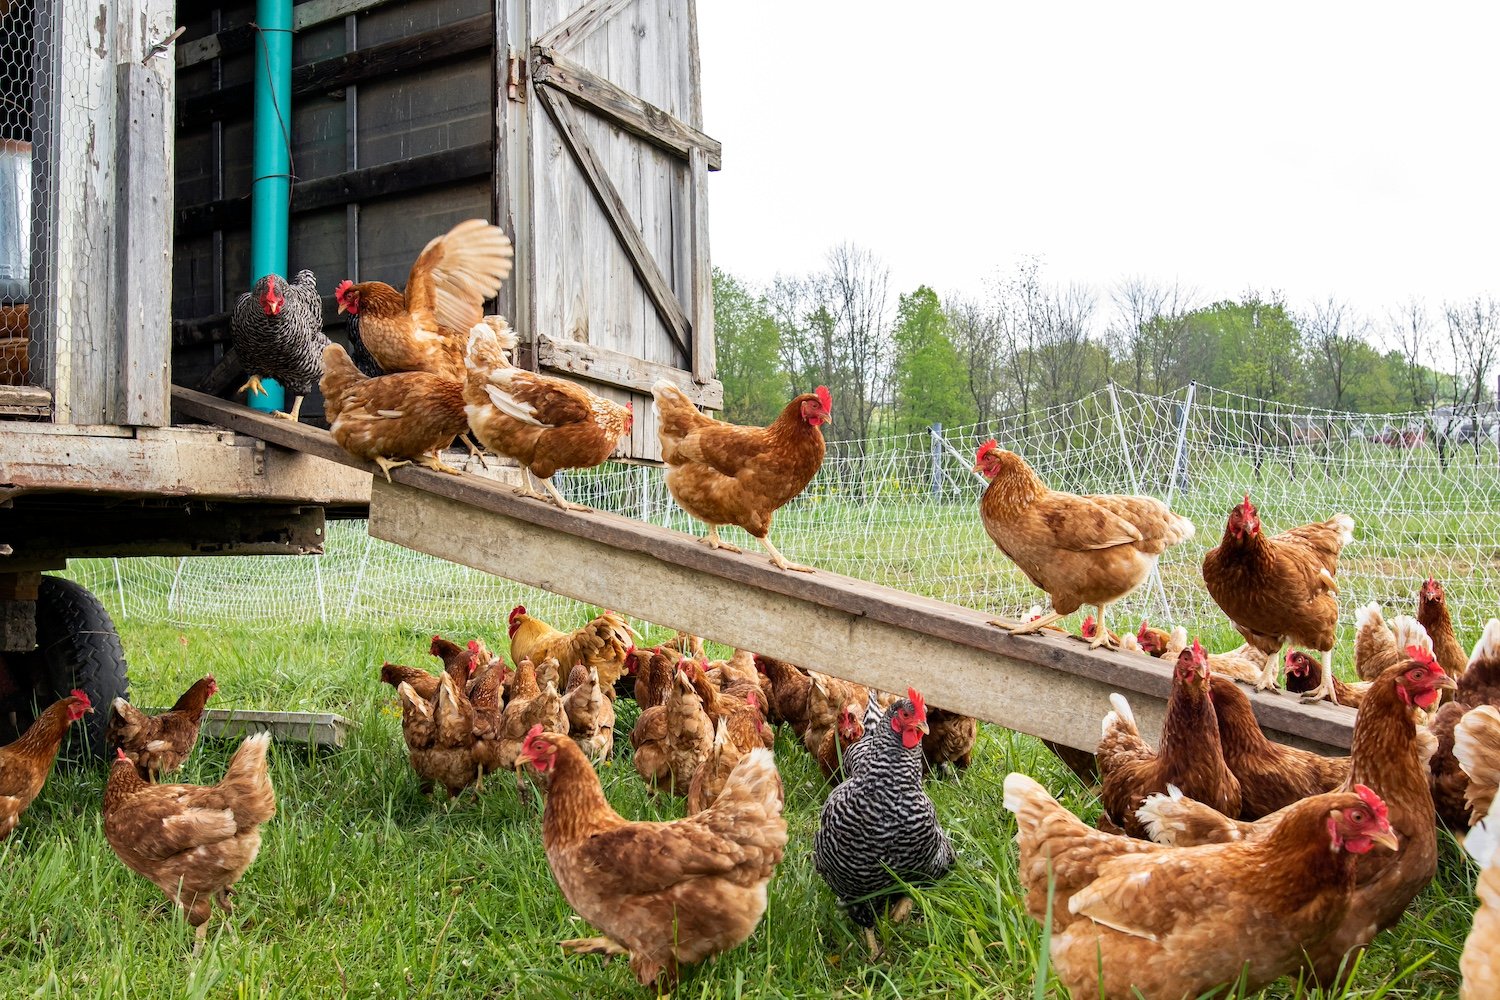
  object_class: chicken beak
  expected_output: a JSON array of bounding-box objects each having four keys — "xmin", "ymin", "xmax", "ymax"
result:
[
  {"xmin": 1437, "ymin": 673, "xmax": 1459, "ymax": 692},
  {"xmin": 336, "ymin": 299, "xmax": 348, "ymax": 315},
  {"xmin": 918, "ymin": 720, "xmax": 930, "ymax": 736},
  {"xmin": 1370, "ymin": 829, "xmax": 1400, "ymax": 852}
]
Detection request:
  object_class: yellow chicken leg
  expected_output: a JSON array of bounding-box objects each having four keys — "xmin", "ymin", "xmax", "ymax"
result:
[
  {"xmin": 560, "ymin": 936, "xmax": 631, "ymax": 959},
  {"xmin": 460, "ymin": 432, "xmax": 491, "ymax": 470},
  {"xmin": 1304, "ymin": 649, "xmax": 1338, "ymax": 703},
  {"xmin": 998, "ymin": 610, "xmax": 1064, "ymax": 634},
  {"xmin": 541, "ymin": 476, "xmax": 590, "ymax": 512},
  {"xmin": 372, "ymin": 456, "xmax": 410, "ymax": 483},
  {"xmin": 758, "ymin": 535, "xmax": 813, "ymax": 573},
  {"xmin": 270, "ymin": 395, "xmax": 304, "ymax": 422},
  {"xmin": 1088, "ymin": 605, "xmax": 1117, "ymax": 650},
  {"xmin": 238, "ymin": 375, "xmax": 265, "ymax": 398},
  {"xmin": 698, "ymin": 525, "xmax": 742, "ymax": 554},
  {"xmin": 511, "ymin": 469, "xmax": 549, "ymax": 502},
  {"xmin": 416, "ymin": 452, "xmax": 464, "ymax": 476},
  {"xmin": 1255, "ymin": 644, "xmax": 1285, "ymax": 692}
]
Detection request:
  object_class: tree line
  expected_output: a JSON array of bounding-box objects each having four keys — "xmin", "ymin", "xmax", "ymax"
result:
[{"xmin": 713, "ymin": 247, "xmax": 1499, "ymax": 441}]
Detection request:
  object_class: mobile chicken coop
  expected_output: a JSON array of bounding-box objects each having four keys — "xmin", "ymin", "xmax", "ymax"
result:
[{"xmin": 0, "ymin": 0, "xmax": 720, "ymax": 757}]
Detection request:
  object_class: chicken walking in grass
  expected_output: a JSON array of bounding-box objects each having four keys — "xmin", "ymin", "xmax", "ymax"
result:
[
  {"xmin": 973, "ymin": 441, "xmax": 1195, "ymax": 649},
  {"xmin": 652, "ymin": 381, "xmax": 830, "ymax": 572},
  {"xmin": 107, "ymin": 676, "xmax": 216, "ymax": 781},
  {"xmin": 103, "ymin": 733, "xmax": 276, "ymax": 954},
  {"xmin": 813, "ymin": 688, "xmax": 955, "ymax": 956},
  {"xmin": 230, "ymin": 270, "xmax": 327, "ymax": 422},
  {"xmin": 0, "ymin": 691, "xmax": 91, "ymax": 839}
]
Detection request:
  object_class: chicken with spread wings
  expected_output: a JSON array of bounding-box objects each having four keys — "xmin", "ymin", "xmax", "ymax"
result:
[
  {"xmin": 652, "ymin": 381, "xmax": 830, "ymax": 572},
  {"xmin": 332, "ymin": 219, "xmax": 513, "ymax": 383},
  {"xmin": 973, "ymin": 442, "xmax": 1194, "ymax": 649},
  {"xmin": 517, "ymin": 726, "xmax": 786, "ymax": 990}
]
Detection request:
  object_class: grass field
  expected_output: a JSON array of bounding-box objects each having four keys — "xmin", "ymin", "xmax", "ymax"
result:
[{"xmin": 0, "ymin": 614, "xmax": 1484, "ymax": 999}]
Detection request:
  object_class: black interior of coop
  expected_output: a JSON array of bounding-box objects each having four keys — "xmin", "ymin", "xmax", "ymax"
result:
[{"xmin": 171, "ymin": 0, "xmax": 504, "ymax": 422}]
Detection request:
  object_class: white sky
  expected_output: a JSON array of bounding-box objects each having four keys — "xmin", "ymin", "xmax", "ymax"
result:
[{"xmin": 696, "ymin": 2, "xmax": 1500, "ymax": 330}]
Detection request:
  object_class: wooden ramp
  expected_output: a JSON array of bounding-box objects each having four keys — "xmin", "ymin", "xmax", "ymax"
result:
[{"xmin": 172, "ymin": 387, "xmax": 1357, "ymax": 758}]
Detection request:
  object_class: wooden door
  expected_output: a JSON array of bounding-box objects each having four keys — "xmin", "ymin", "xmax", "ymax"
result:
[{"xmin": 502, "ymin": 0, "xmax": 721, "ymax": 461}]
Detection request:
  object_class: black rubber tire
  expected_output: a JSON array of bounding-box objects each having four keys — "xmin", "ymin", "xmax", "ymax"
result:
[{"xmin": 9, "ymin": 577, "xmax": 129, "ymax": 762}]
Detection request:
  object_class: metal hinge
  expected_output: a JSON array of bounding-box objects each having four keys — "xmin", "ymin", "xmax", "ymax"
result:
[{"xmin": 506, "ymin": 49, "xmax": 525, "ymax": 101}]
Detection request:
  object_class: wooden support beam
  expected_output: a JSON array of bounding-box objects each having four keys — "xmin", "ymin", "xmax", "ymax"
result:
[
  {"xmin": 534, "ymin": 87, "xmax": 693, "ymax": 361},
  {"xmin": 177, "ymin": 0, "xmax": 399, "ymax": 70},
  {"xmin": 0, "ymin": 386, "xmax": 51, "ymax": 418},
  {"xmin": 175, "ymin": 142, "xmax": 494, "ymax": 239},
  {"xmin": 176, "ymin": 14, "xmax": 493, "ymax": 131},
  {"xmin": 165, "ymin": 388, "xmax": 1358, "ymax": 757},
  {"xmin": 532, "ymin": 50, "xmax": 722, "ymax": 169},
  {"xmin": 533, "ymin": 0, "xmax": 639, "ymax": 54},
  {"xmin": 533, "ymin": 335, "xmax": 722, "ymax": 407}
]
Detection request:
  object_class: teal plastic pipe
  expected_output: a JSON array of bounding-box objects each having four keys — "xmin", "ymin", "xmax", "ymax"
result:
[{"xmin": 248, "ymin": 0, "xmax": 292, "ymax": 412}]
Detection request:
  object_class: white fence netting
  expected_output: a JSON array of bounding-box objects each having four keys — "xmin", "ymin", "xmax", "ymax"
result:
[{"xmin": 66, "ymin": 383, "xmax": 1500, "ymax": 635}]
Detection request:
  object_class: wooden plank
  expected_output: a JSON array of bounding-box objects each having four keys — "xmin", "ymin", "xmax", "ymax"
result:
[
  {"xmin": 114, "ymin": 34, "xmax": 175, "ymax": 426},
  {"xmin": 176, "ymin": 0, "xmax": 400, "ymax": 70},
  {"xmin": 176, "ymin": 142, "xmax": 494, "ymax": 238},
  {"xmin": 532, "ymin": 50, "xmax": 722, "ymax": 169},
  {"xmin": 534, "ymin": 87, "xmax": 692, "ymax": 359},
  {"xmin": 534, "ymin": 334, "xmax": 721, "ymax": 406},
  {"xmin": 367, "ymin": 479, "xmax": 1356, "ymax": 756},
  {"xmin": 176, "ymin": 14, "xmax": 494, "ymax": 131},
  {"xmin": 165, "ymin": 390, "xmax": 1355, "ymax": 757},
  {"xmin": 0, "ymin": 419, "xmax": 371, "ymax": 506},
  {"xmin": 137, "ymin": 708, "xmax": 350, "ymax": 749},
  {"xmin": 687, "ymin": 146, "xmax": 714, "ymax": 385},
  {"xmin": 685, "ymin": 0, "xmax": 703, "ymax": 129},
  {"xmin": 534, "ymin": 0, "xmax": 638, "ymax": 53},
  {"xmin": 0, "ymin": 385, "xmax": 51, "ymax": 418}
]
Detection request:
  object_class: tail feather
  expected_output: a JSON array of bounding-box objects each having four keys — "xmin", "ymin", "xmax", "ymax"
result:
[
  {"xmin": 220, "ymin": 732, "xmax": 276, "ymax": 827},
  {"xmin": 651, "ymin": 378, "xmax": 710, "ymax": 441},
  {"xmin": 465, "ymin": 320, "xmax": 512, "ymax": 374},
  {"xmin": 1330, "ymin": 513, "xmax": 1355, "ymax": 545},
  {"xmin": 1456, "ymin": 705, "xmax": 1500, "ymax": 826},
  {"xmin": 319, "ymin": 343, "xmax": 366, "ymax": 415},
  {"xmin": 1469, "ymin": 619, "xmax": 1500, "ymax": 672},
  {"xmin": 1467, "ymin": 796, "xmax": 1500, "ymax": 870},
  {"xmin": 1355, "ymin": 601, "xmax": 1385, "ymax": 633},
  {"xmin": 1389, "ymin": 615, "xmax": 1432, "ymax": 654},
  {"xmin": 1105, "ymin": 692, "xmax": 1137, "ymax": 733}
]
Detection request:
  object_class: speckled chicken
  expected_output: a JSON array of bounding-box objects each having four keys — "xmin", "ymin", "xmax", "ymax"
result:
[
  {"xmin": 813, "ymin": 689, "xmax": 955, "ymax": 955},
  {"xmin": 231, "ymin": 269, "xmax": 328, "ymax": 421}
]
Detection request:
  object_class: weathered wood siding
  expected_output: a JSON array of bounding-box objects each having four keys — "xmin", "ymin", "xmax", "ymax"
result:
[{"xmin": 172, "ymin": 0, "xmax": 720, "ymax": 462}]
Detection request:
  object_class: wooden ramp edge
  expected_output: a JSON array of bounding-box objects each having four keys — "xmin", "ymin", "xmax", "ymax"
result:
[{"xmin": 171, "ymin": 387, "xmax": 1357, "ymax": 757}]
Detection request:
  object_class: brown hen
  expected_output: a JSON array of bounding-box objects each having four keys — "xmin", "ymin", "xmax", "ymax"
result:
[{"xmin": 107, "ymin": 677, "xmax": 215, "ymax": 781}]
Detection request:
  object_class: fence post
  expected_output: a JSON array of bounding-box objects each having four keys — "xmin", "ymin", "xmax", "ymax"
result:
[
  {"xmin": 1108, "ymin": 381, "xmax": 1173, "ymax": 619},
  {"xmin": 345, "ymin": 528, "xmax": 375, "ymax": 616},
  {"xmin": 929, "ymin": 423, "xmax": 944, "ymax": 498},
  {"xmin": 1165, "ymin": 380, "xmax": 1196, "ymax": 509}
]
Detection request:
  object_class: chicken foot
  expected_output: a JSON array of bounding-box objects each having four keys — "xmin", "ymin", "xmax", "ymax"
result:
[
  {"xmin": 559, "ymin": 936, "xmax": 631, "ymax": 960},
  {"xmin": 270, "ymin": 395, "xmax": 305, "ymax": 422},
  {"xmin": 372, "ymin": 456, "xmax": 411, "ymax": 483},
  {"xmin": 758, "ymin": 535, "xmax": 814, "ymax": 573},
  {"xmin": 1299, "ymin": 649, "xmax": 1338, "ymax": 704},
  {"xmin": 237, "ymin": 375, "xmax": 266, "ymax": 398},
  {"xmin": 697, "ymin": 525, "xmax": 743, "ymax": 554},
  {"xmin": 1254, "ymin": 643, "xmax": 1285, "ymax": 692},
  {"xmin": 416, "ymin": 451, "xmax": 464, "ymax": 476},
  {"xmin": 540, "ymin": 475, "xmax": 590, "ymax": 512},
  {"xmin": 1087, "ymin": 604, "xmax": 1117, "ymax": 650},
  {"xmin": 459, "ymin": 432, "xmax": 492, "ymax": 471},
  {"xmin": 995, "ymin": 609, "xmax": 1064, "ymax": 634}
]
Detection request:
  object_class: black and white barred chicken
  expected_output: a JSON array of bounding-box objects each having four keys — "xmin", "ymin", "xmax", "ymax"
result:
[
  {"xmin": 813, "ymin": 688, "xmax": 956, "ymax": 955},
  {"xmin": 231, "ymin": 269, "xmax": 328, "ymax": 421}
]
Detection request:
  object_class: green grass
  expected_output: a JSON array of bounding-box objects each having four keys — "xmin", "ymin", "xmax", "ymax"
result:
[{"xmin": 0, "ymin": 617, "xmax": 1483, "ymax": 998}]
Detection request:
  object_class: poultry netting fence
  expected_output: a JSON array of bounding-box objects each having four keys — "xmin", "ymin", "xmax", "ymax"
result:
[{"xmin": 65, "ymin": 383, "xmax": 1500, "ymax": 639}]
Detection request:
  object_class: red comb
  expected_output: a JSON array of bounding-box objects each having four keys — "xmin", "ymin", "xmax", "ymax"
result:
[
  {"xmin": 1240, "ymin": 493, "xmax": 1253, "ymax": 513},
  {"xmin": 976, "ymin": 439, "xmax": 999, "ymax": 463},
  {"xmin": 333, "ymin": 278, "xmax": 353, "ymax": 300},
  {"xmin": 1190, "ymin": 638, "xmax": 1205, "ymax": 659},
  {"xmin": 1082, "ymin": 615, "xmax": 1096, "ymax": 637},
  {"xmin": 907, "ymin": 687, "xmax": 926, "ymax": 722},
  {"xmin": 70, "ymin": 688, "xmax": 89, "ymax": 705},
  {"xmin": 1137, "ymin": 619, "xmax": 1150, "ymax": 638},
  {"xmin": 115, "ymin": 748, "xmax": 129, "ymax": 761},
  {"xmin": 1353, "ymin": 784, "xmax": 1389, "ymax": 824},
  {"xmin": 1405, "ymin": 645, "xmax": 1440, "ymax": 669},
  {"xmin": 814, "ymin": 385, "xmax": 831, "ymax": 412}
]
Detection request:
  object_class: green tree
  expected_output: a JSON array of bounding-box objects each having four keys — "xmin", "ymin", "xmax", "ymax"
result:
[
  {"xmin": 891, "ymin": 286, "xmax": 976, "ymax": 435},
  {"xmin": 712, "ymin": 268, "xmax": 785, "ymax": 425}
]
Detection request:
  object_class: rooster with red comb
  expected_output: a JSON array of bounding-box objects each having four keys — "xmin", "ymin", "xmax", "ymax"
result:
[
  {"xmin": 813, "ymin": 686, "xmax": 955, "ymax": 956},
  {"xmin": 652, "ymin": 381, "xmax": 831, "ymax": 572}
]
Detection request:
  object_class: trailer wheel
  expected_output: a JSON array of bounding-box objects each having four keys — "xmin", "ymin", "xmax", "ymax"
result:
[{"xmin": 4, "ymin": 577, "xmax": 129, "ymax": 762}]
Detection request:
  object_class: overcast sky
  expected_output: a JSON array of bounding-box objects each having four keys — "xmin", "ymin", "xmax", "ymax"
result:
[{"xmin": 696, "ymin": 2, "xmax": 1500, "ymax": 332}]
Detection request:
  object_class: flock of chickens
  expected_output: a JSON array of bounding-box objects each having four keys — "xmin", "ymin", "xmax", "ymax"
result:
[{"xmin": 0, "ymin": 216, "xmax": 1463, "ymax": 994}]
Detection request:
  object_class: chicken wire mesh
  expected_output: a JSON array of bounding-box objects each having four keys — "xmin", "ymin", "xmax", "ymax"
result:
[
  {"xmin": 0, "ymin": 0, "xmax": 37, "ymax": 387},
  {"xmin": 63, "ymin": 383, "xmax": 1500, "ymax": 641}
]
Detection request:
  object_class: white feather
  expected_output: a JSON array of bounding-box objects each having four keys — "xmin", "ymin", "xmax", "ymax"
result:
[
  {"xmin": 482, "ymin": 383, "xmax": 546, "ymax": 427},
  {"xmin": 1108, "ymin": 692, "xmax": 1136, "ymax": 729},
  {"xmin": 1470, "ymin": 619, "xmax": 1500, "ymax": 670}
]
